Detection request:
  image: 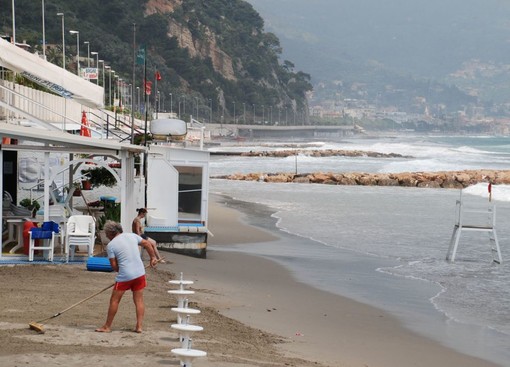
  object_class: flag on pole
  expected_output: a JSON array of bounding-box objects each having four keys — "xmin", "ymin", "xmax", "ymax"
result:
[
  {"xmin": 144, "ymin": 80, "xmax": 152, "ymax": 95},
  {"xmin": 155, "ymin": 70, "xmax": 161, "ymax": 81},
  {"xmin": 136, "ymin": 45, "xmax": 146, "ymax": 65},
  {"xmin": 80, "ymin": 111, "xmax": 91, "ymax": 137},
  {"xmin": 488, "ymin": 182, "xmax": 492, "ymax": 202}
]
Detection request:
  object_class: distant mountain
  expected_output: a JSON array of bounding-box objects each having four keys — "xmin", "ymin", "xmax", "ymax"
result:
[{"xmin": 247, "ymin": 0, "xmax": 510, "ymax": 112}]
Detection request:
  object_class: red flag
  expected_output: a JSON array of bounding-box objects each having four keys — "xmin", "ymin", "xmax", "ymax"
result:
[
  {"xmin": 144, "ymin": 80, "xmax": 152, "ymax": 95},
  {"xmin": 80, "ymin": 111, "xmax": 91, "ymax": 137},
  {"xmin": 488, "ymin": 182, "xmax": 492, "ymax": 194},
  {"xmin": 155, "ymin": 71, "xmax": 161, "ymax": 81}
]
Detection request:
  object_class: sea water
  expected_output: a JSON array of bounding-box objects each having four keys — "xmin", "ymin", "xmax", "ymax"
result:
[{"xmin": 208, "ymin": 135, "xmax": 510, "ymax": 366}]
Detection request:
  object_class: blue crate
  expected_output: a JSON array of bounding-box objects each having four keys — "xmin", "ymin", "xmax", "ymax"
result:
[{"xmin": 86, "ymin": 257, "xmax": 113, "ymax": 272}]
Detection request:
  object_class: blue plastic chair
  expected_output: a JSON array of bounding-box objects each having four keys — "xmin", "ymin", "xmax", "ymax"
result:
[{"xmin": 28, "ymin": 221, "xmax": 60, "ymax": 262}]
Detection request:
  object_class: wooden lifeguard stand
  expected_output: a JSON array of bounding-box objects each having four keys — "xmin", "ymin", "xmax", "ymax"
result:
[{"xmin": 446, "ymin": 191, "xmax": 502, "ymax": 264}]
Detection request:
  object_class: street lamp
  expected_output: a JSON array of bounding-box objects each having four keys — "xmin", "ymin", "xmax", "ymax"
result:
[
  {"xmin": 99, "ymin": 59, "xmax": 104, "ymax": 85},
  {"xmin": 90, "ymin": 52, "xmax": 99, "ymax": 84},
  {"xmin": 209, "ymin": 99, "xmax": 212, "ymax": 124},
  {"xmin": 243, "ymin": 102, "xmax": 246, "ymax": 124},
  {"xmin": 170, "ymin": 93, "xmax": 173, "ymax": 113},
  {"xmin": 11, "ymin": 0, "xmax": 16, "ymax": 45},
  {"xmin": 136, "ymin": 87, "xmax": 140, "ymax": 114},
  {"xmin": 253, "ymin": 104, "xmax": 255, "ymax": 124},
  {"xmin": 41, "ymin": 0, "xmax": 46, "ymax": 59},
  {"xmin": 57, "ymin": 12, "xmax": 65, "ymax": 70},
  {"xmin": 83, "ymin": 41, "xmax": 90, "ymax": 67},
  {"xmin": 233, "ymin": 101, "xmax": 236, "ymax": 124},
  {"xmin": 105, "ymin": 67, "xmax": 113, "ymax": 106},
  {"xmin": 69, "ymin": 30, "xmax": 79, "ymax": 75}
]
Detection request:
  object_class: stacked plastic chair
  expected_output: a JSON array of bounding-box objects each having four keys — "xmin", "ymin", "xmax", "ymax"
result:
[
  {"xmin": 169, "ymin": 273, "xmax": 206, "ymax": 366},
  {"xmin": 28, "ymin": 221, "xmax": 60, "ymax": 262},
  {"xmin": 65, "ymin": 215, "xmax": 95, "ymax": 262}
]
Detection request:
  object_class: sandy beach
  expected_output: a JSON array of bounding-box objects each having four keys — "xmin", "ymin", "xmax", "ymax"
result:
[{"xmin": 0, "ymin": 197, "xmax": 502, "ymax": 367}]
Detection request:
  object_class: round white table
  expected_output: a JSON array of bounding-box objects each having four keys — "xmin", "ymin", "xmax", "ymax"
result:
[
  {"xmin": 168, "ymin": 289, "xmax": 195, "ymax": 308},
  {"xmin": 171, "ymin": 306, "xmax": 201, "ymax": 324},
  {"xmin": 171, "ymin": 348, "xmax": 207, "ymax": 367},
  {"xmin": 169, "ymin": 279, "xmax": 194, "ymax": 291},
  {"xmin": 171, "ymin": 323, "xmax": 204, "ymax": 348}
]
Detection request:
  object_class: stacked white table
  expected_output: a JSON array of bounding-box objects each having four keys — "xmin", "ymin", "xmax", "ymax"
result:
[{"xmin": 168, "ymin": 273, "xmax": 206, "ymax": 366}]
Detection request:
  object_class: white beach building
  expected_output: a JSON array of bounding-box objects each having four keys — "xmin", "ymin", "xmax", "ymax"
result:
[{"xmin": 0, "ymin": 37, "xmax": 210, "ymax": 263}]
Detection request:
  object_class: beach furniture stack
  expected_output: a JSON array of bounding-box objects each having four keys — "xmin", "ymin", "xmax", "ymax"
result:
[{"xmin": 169, "ymin": 272, "xmax": 206, "ymax": 366}]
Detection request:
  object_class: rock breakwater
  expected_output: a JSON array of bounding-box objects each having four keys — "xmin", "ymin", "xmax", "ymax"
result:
[
  {"xmin": 215, "ymin": 169, "xmax": 510, "ymax": 189},
  {"xmin": 212, "ymin": 149, "xmax": 411, "ymax": 158}
]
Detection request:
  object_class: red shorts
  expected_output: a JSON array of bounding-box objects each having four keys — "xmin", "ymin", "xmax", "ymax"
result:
[{"xmin": 114, "ymin": 275, "xmax": 147, "ymax": 291}]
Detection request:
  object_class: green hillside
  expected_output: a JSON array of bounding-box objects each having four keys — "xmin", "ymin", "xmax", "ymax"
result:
[{"xmin": 0, "ymin": 0, "xmax": 312, "ymax": 122}]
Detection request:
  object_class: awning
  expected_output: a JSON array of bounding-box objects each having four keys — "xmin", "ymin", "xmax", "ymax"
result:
[
  {"xmin": 0, "ymin": 38, "xmax": 104, "ymax": 108},
  {"xmin": 0, "ymin": 123, "xmax": 146, "ymax": 154}
]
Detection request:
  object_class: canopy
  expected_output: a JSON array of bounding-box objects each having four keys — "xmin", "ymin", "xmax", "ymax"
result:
[{"xmin": 0, "ymin": 38, "xmax": 104, "ymax": 108}]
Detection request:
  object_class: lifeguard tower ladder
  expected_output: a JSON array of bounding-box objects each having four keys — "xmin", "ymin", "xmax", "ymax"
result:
[{"xmin": 446, "ymin": 193, "xmax": 502, "ymax": 264}]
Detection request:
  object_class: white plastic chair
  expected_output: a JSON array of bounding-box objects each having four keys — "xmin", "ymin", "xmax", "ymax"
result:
[
  {"xmin": 29, "ymin": 221, "xmax": 59, "ymax": 262},
  {"xmin": 65, "ymin": 215, "xmax": 95, "ymax": 262}
]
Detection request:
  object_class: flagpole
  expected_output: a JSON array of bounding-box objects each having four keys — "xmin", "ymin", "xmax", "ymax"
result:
[
  {"xmin": 143, "ymin": 45, "xmax": 148, "ymax": 208},
  {"xmin": 131, "ymin": 23, "xmax": 136, "ymax": 144},
  {"xmin": 154, "ymin": 73, "xmax": 158, "ymax": 119}
]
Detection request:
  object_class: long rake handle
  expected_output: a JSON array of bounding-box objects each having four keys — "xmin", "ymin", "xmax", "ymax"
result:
[
  {"xmin": 35, "ymin": 259, "xmax": 162, "ymax": 324},
  {"xmin": 36, "ymin": 283, "xmax": 114, "ymax": 323}
]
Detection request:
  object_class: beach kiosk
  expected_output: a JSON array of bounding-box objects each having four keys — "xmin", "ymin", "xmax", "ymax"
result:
[{"xmin": 145, "ymin": 144, "xmax": 210, "ymax": 258}]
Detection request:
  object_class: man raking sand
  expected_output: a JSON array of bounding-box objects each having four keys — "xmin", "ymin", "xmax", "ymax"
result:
[
  {"xmin": 95, "ymin": 220, "xmax": 158, "ymax": 333},
  {"xmin": 28, "ymin": 221, "xmax": 158, "ymax": 334}
]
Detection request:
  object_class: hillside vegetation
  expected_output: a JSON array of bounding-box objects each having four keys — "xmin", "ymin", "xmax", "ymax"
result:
[{"xmin": 0, "ymin": 0, "xmax": 312, "ymax": 122}]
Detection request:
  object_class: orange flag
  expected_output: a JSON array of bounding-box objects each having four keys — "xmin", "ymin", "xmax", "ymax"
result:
[{"xmin": 80, "ymin": 111, "xmax": 91, "ymax": 137}]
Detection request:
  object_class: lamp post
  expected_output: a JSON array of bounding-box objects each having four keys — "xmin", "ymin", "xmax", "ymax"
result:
[
  {"xmin": 170, "ymin": 93, "xmax": 173, "ymax": 113},
  {"xmin": 99, "ymin": 59, "xmax": 104, "ymax": 85},
  {"xmin": 90, "ymin": 51, "xmax": 99, "ymax": 84},
  {"xmin": 69, "ymin": 30, "xmax": 79, "ymax": 75},
  {"xmin": 83, "ymin": 41, "xmax": 90, "ymax": 67},
  {"xmin": 11, "ymin": 0, "xmax": 16, "ymax": 45},
  {"xmin": 107, "ymin": 68, "xmax": 113, "ymax": 106},
  {"xmin": 41, "ymin": 0, "xmax": 46, "ymax": 58},
  {"xmin": 243, "ymin": 102, "xmax": 246, "ymax": 124},
  {"xmin": 262, "ymin": 105, "xmax": 264, "ymax": 123},
  {"xmin": 194, "ymin": 97, "xmax": 199, "ymax": 120},
  {"xmin": 137, "ymin": 87, "xmax": 140, "ymax": 114},
  {"xmin": 233, "ymin": 101, "xmax": 236, "ymax": 124},
  {"xmin": 209, "ymin": 99, "xmax": 212, "ymax": 124},
  {"xmin": 253, "ymin": 104, "xmax": 255, "ymax": 124},
  {"xmin": 57, "ymin": 12, "xmax": 64, "ymax": 69}
]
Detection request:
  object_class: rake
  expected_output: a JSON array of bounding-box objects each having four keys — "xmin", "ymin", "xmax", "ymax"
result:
[{"xmin": 28, "ymin": 259, "xmax": 163, "ymax": 333}]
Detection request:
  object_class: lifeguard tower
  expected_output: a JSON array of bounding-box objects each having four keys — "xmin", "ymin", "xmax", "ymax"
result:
[{"xmin": 446, "ymin": 190, "xmax": 502, "ymax": 264}]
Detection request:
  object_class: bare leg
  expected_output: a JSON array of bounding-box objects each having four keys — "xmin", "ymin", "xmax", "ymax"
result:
[
  {"xmin": 133, "ymin": 289, "xmax": 145, "ymax": 333},
  {"xmin": 96, "ymin": 289, "xmax": 125, "ymax": 332},
  {"xmin": 148, "ymin": 237, "xmax": 164, "ymax": 261}
]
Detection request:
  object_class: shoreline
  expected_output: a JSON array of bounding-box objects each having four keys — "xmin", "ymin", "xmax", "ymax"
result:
[{"xmin": 199, "ymin": 194, "xmax": 498, "ymax": 366}]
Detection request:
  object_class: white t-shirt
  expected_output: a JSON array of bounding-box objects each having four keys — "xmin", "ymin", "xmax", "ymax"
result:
[{"xmin": 106, "ymin": 233, "xmax": 145, "ymax": 282}]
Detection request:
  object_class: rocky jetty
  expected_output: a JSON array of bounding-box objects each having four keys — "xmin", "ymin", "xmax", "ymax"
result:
[
  {"xmin": 212, "ymin": 149, "xmax": 411, "ymax": 158},
  {"xmin": 215, "ymin": 169, "xmax": 510, "ymax": 189}
]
